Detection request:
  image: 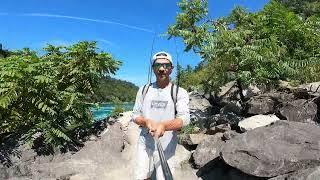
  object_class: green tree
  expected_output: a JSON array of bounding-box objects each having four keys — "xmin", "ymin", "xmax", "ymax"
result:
[
  {"xmin": 168, "ymin": 0, "xmax": 320, "ymax": 98},
  {"xmin": 88, "ymin": 76, "xmax": 138, "ymax": 103},
  {"xmin": 0, "ymin": 41, "xmax": 121, "ymax": 149},
  {"xmin": 276, "ymin": 0, "xmax": 320, "ymax": 18}
]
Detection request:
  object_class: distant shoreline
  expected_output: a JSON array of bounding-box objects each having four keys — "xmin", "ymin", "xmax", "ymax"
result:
[{"xmin": 86, "ymin": 102, "xmax": 134, "ymax": 105}]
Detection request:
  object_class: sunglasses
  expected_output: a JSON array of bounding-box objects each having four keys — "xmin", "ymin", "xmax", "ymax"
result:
[{"xmin": 152, "ymin": 62, "xmax": 172, "ymax": 69}]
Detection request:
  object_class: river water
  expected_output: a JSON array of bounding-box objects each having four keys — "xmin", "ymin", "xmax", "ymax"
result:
[{"xmin": 90, "ymin": 103, "xmax": 134, "ymax": 120}]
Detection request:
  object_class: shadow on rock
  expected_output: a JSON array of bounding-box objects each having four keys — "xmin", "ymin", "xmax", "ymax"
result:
[
  {"xmin": 0, "ymin": 133, "xmax": 21, "ymax": 167},
  {"xmin": 197, "ymin": 159, "xmax": 267, "ymax": 180}
]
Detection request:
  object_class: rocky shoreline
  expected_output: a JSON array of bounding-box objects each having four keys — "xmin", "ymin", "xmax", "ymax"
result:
[{"xmin": 1, "ymin": 81, "xmax": 320, "ymax": 180}]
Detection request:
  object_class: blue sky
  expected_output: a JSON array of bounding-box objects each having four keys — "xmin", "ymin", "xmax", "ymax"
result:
[{"xmin": 0, "ymin": 0, "xmax": 269, "ymax": 87}]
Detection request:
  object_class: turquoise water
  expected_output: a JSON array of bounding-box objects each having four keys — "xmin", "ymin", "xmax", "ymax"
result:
[{"xmin": 90, "ymin": 103, "xmax": 134, "ymax": 120}]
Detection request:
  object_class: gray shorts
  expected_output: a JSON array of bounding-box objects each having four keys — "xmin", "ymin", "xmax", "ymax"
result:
[{"xmin": 134, "ymin": 134, "xmax": 176, "ymax": 180}]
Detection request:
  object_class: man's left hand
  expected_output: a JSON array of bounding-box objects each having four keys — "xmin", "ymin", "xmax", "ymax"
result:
[{"xmin": 153, "ymin": 123, "xmax": 165, "ymax": 138}]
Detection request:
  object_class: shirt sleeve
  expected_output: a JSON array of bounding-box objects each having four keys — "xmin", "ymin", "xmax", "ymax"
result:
[
  {"xmin": 176, "ymin": 88, "xmax": 190, "ymax": 126},
  {"xmin": 131, "ymin": 86, "xmax": 143, "ymax": 122}
]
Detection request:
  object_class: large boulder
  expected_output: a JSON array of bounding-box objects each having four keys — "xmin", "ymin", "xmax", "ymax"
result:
[
  {"xmin": 299, "ymin": 81, "xmax": 320, "ymax": 96},
  {"xmin": 263, "ymin": 92, "xmax": 295, "ymax": 103},
  {"xmin": 221, "ymin": 120, "xmax": 320, "ymax": 178},
  {"xmin": 189, "ymin": 92, "xmax": 214, "ymax": 129},
  {"xmin": 238, "ymin": 114, "xmax": 280, "ymax": 132},
  {"xmin": 279, "ymin": 99, "xmax": 318, "ymax": 123},
  {"xmin": 30, "ymin": 122, "xmax": 126, "ymax": 179},
  {"xmin": 207, "ymin": 113, "xmax": 243, "ymax": 129},
  {"xmin": 246, "ymin": 96, "xmax": 276, "ymax": 115},
  {"xmin": 179, "ymin": 133, "xmax": 211, "ymax": 147},
  {"xmin": 193, "ymin": 133, "xmax": 225, "ymax": 169},
  {"xmin": 218, "ymin": 81, "xmax": 261, "ymax": 104},
  {"xmin": 270, "ymin": 166, "xmax": 320, "ymax": 180},
  {"xmin": 197, "ymin": 160, "xmax": 264, "ymax": 180}
]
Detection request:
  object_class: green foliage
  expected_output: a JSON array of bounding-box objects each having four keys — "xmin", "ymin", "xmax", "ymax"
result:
[
  {"xmin": 179, "ymin": 123, "xmax": 197, "ymax": 135},
  {"xmin": 110, "ymin": 98, "xmax": 124, "ymax": 117},
  {"xmin": 276, "ymin": 0, "xmax": 320, "ymax": 18},
  {"xmin": 168, "ymin": 0, "xmax": 320, "ymax": 93},
  {"xmin": 0, "ymin": 41, "xmax": 121, "ymax": 149},
  {"xmin": 178, "ymin": 64, "xmax": 206, "ymax": 91}
]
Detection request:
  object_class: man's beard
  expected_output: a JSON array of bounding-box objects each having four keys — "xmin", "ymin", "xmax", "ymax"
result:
[{"xmin": 158, "ymin": 73, "xmax": 168, "ymax": 80}]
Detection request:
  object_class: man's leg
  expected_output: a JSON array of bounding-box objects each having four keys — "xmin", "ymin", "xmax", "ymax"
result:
[
  {"xmin": 153, "ymin": 150, "xmax": 176, "ymax": 180},
  {"xmin": 134, "ymin": 142, "xmax": 154, "ymax": 180}
]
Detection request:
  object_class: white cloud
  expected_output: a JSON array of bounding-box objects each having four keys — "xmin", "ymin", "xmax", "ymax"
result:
[
  {"xmin": 98, "ymin": 39, "xmax": 114, "ymax": 46},
  {"xmin": 20, "ymin": 13, "xmax": 154, "ymax": 33},
  {"xmin": 42, "ymin": 39, "xmax": 74, "ymax": 47}
]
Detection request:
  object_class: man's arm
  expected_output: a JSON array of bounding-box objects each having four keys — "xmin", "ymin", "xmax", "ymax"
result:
[
  {"xmin": 134, "ymin": 116, "xmax": 148, "ymax": 127},
  {"xmin": 134, "ymin": 116, "xmax": 183, "ymax": 137},
  {"xmin": 161, "ymin": 118, "xmax": 183, "ymax": 131}
]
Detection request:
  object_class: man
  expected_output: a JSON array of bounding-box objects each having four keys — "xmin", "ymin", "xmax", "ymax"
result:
[{"xmin": 131, "ymin": 51, "xmax": 190, "ymax": 180}]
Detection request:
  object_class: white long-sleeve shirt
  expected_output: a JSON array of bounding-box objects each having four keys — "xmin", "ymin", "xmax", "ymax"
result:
[{"xmin": 131, "ymin": 82, "xmax": 190, "ymax": 152}]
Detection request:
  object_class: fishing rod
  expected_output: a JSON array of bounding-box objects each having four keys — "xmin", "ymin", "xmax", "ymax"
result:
[
  {"xmin": 147, "ymin": 31, "xmax": 157, "ymax": 84},
  {"xmin": 174, "ymin": 38, "xmax": 180, "ymax": 88},
  {"xmin": 154, "ymin": 137, "xmax": 174, "ymax": 180}
]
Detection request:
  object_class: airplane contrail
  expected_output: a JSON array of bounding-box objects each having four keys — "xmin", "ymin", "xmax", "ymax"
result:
[{"xmin": 1, "ymin": 12, "xmax": 154, "ymax": 33}]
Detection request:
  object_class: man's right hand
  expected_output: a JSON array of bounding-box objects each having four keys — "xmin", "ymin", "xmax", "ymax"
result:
[{"xmin": 145, "ymin": 119, "xmax": 157, "ymax": 135}]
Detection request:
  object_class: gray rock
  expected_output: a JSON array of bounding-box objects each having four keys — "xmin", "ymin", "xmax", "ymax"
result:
[
  {"xmin": 29, "ymin": 122, "xmax": 126, "ymax": 179},
  {"xmin": 246, "ymin": 96, "xmax": 276, "ymax": 115},
  {"xmin": 193, "ymin": 133, "xmax": 225, "ymax": 168},
  {"xmin": 242, "ymin": 84, "xmax": 261, "ymax": 99},
  {"xmin": 189, "ymin": 92, "xmax": 213, "ymax": 129},
  {"xmin": 221, "ymin": 120, "xmax": 320, "ymax": 177},
  {"xmin": 208, "ymin": 113, "xmax": 243, "ymax": 128},
  {"xmin": 280, "ymin": 99, "xmax": 317, "ymax": 123},
  {"xmin": 238, "ymin": 114, "xmax": 280, "ymax": 132},
  {"xmin": 208, "ymin": 123, "xmax": 231, "ymax": 135},
  {"xmin": 222, "ymin": 131, "xmax": 239, "ymax": 141},
  {"xmin": 189, "ymin": 92, "xmax": 212, "ymax": 112},
  {"xmin": 218, "ymin": 81, "xmax": 237, "ymax": 98},
  {"xmin": 196, "ymin": 160, "xmax": 262, "ymax": 180},
  {"xmin": 299, "ymin": 81, "xmax": 320, "ymax": 96},
  {"xmin": 264, "ymin": 92, "xmax": 295, "ymax": 103},
  {"xmin": 174, "ymin": 145, "xmax": 192, "ymax": 169},
  {"xmin": 220, "ymin": 102, "xmax": 242, "ymax": 115},
  {"xmin": 0, "ymin": 167, "xmax": 9, "ymax": 179},
  {"xmin": 179, "ymin": 133, "xmax": 211, "ymax": 146},
  {"xmin": 270, "ymin": 166, "xmax": 320, "ymax": 180}
]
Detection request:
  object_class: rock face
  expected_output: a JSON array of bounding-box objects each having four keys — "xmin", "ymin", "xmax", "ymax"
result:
[
  {"xmin": 299, "ymin": 81, "xmax": 320, "ymax": 96},
  {"xmin": 221, "ymin": 120, "xmax": 320, "ymax": 178},
  {"xmin": 179, "ymin": 133, "xmax": 211, "ymax": 147},
  {"xmin": 208, "ymin": 113, "xmax": 243, "ymax": 128},
  {"xmin": 270, "ymin": 166, "xmax": 320, "ymax": 180},
  {"xmin": 31, "ymin": 122, "xmax": 126, "ymax": 179},
  {"xmin": 279, "ymin": 99, "xmax": 318, "ymax": 123},
  {"xmin": 189, "ymin": 92, "xmax": 213, "ymax": 130},
  {"xmin": 246, "ymin": 96, "xmax": 276, "ymax": 115},
  {"xmin": 193, "ymin": 133, "xmax": 225, "ymax": 168},
  {"xmin": 238, "ymin": 114, "xmax": 280, "ymax": 132}
]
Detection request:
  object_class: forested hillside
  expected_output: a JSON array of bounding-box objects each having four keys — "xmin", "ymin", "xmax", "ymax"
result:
[{"xmin": 88, "ymin": 76, "xmax": 138, "ymax": 103}]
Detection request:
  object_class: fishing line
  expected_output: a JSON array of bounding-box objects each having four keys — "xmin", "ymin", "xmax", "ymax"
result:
[
  {"xmin": 147, "ymin": 31, "xmax": 157, "ymax": 84},
  {"xmin": 174, "ymin": 37, "xmax": 180, "ymax": 88}
]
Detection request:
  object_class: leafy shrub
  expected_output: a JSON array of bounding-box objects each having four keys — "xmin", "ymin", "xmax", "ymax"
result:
[
  {"xmin": 179, "ymin": 124, "xmax": 198, "ymax": 135},
  {"xmin": 110, "ymin": 97, "xmax": 124, "ymax": 118},
  {"xmin": 168, "ymin": 0, "xmax": 320, "ymax": 94},
  {"xmin": 0, "ymin": 41, "xmax": 121, "ymax": 149}
]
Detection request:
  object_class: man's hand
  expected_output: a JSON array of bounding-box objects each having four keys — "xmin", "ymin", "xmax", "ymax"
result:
[
  {"xmin": 145, "ymin": 119, "xmax": 165, "ymax": 138},
  {"xmin": 154, "ymin": 123, "xmax": 165, "ymax": 138},
  {"xmin": 145, "ymin": 119, "xmax": 157, "ymax": 134}
]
